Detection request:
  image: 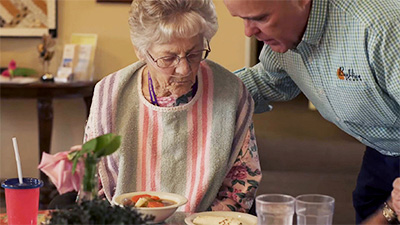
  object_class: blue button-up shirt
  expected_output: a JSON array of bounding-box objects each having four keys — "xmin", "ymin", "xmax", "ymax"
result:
[{"xmin": 236, "ymin": 0, "xmax": 400, "ymax": 155}]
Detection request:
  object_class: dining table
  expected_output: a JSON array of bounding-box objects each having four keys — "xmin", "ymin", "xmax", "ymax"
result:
[
  {"xmin": 164, "ymin": 212, "xmax": 190, "ymax": 225},
  {"xmin": 0, "ymin": 211, "xmax": 190, "ymax": 225},
  {"xmin": 0, "ymin": 209, "xmax": 261, "ymax": 224}
]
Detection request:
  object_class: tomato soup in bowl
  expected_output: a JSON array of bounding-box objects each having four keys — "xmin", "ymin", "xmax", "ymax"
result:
[{"xmin": 113, "ymin": 191, "xmax": 188, "ymax": 224}]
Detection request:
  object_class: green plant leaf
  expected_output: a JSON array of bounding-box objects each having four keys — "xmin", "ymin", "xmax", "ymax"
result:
[
  {"xmin": 91, "ymin": 133, "xmax": 113, "ymax": 154},
  {"xmin": 82, "ymin": 138, "xmax": 98, "ymax": 153},
  {"xmin": 67, "ymin": 150, "xmax": 80, "ymax": 161},
  {"xmin": 70, "ymin": 133, "xmax": 121, "ymax": 174},
  {"xmin": 93, "ymin": 134, "xmax": 121, "ymax": 158},
  {"xmin": 100, "ymin": 135, "xmax": 121, "ymax": 156},
  {"xmin": 71, "ymin": 157, "xmax": 80, "ymax": 174},
  {"xmin": 13, "ymin": 68, "xmax": 37, "ymax": 77},
  {"xmin": 49, "ymin": 198, "xmax": 155, "ymax": 224},
  {"xmin": 70, "ymin": 139, "xmax": 96, "ymax": 174}
]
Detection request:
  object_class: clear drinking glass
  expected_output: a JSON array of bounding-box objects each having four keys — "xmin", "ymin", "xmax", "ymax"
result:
[
  {"xmin": 256, "ymin": 194, "xmax": 295, "ymax": 225},
  {"xmin": 295, "ymin": 194, "xmax": 335, "ymax": 225}
]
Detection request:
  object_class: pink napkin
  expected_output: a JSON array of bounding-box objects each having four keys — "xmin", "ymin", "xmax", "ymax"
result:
[{"xmin": 38, "ymin": 147, "xmax": 84, "ymax": 195}]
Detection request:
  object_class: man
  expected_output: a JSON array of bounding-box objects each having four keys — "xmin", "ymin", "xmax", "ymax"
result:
[{"xmin": 223, "ymin": 0, "xmax": 400, "ymax": 223}]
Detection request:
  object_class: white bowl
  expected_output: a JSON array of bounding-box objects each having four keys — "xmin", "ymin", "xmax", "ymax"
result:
[{"xmin": 113, "ymin": 191, "xmax": 188, "ymax": 224}]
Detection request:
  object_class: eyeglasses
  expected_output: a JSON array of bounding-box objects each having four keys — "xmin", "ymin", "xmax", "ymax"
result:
[{"xmin": 147, "ymin": 41, "xmax": 211, "ymax": 68}]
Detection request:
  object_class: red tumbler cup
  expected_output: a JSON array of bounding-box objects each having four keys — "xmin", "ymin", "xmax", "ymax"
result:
[{"xmin": 1, "ymin": 178, "xmax": 44, "ymax": 225}]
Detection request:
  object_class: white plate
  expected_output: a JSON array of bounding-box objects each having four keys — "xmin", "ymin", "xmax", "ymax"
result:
[{"xmin": 184, "ymin": 211, "xmax": 257, "ymax": 225}]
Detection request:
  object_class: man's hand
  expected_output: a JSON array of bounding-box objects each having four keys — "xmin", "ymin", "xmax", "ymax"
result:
[
  {"xmin": 361, "ymin": 178, "xmax": 400, "ymax": 225},
  {"xmin": 391, "ymin": 177, "xmax": 400, "ymax": 221}
]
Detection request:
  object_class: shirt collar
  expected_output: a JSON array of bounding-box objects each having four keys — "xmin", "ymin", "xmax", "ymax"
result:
[{"xmin": 301, "ymin": 0, "xmax": 329, "ymax": 46}]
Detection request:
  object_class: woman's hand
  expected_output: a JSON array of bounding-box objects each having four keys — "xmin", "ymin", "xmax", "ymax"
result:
[
  {"xmin": 391, "ymin": 177, "xmax": 400, "ymax": 221},
  {"xmin": 70, "ymin": 145, "xmax": 82, "ymax": 151}
]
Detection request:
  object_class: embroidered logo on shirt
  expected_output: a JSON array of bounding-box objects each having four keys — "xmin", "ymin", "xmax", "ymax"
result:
[{"xmin": 337, "ymin": 67, "xmax": 362, "ymax": 81}]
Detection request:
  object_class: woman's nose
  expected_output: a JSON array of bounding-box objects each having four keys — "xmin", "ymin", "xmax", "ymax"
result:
[
  {"xmin": 174, "ymin": 57, "xmax": 191, "ymax": 75},
  {"xmin": 244, "ymin": 20, "xmax": 259, "ymax": 37}
]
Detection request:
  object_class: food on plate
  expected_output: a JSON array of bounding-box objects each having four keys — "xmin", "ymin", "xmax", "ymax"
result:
[
  {"xmin": 122, "ymin": 194, "xmax": 176, "ymax": 208},
  {"xmin": 193, "ymin": 215, "xmax": 244, "ymax": 225}
]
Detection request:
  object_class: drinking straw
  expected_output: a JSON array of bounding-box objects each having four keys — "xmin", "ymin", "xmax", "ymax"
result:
[{"xmin": 12, "ymin": 137, "xmax": 23, "ymax": 184}]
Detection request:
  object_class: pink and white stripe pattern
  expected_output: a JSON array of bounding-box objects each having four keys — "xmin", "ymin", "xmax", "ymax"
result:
[
  {"xmin": 136, "ymin": 104, "xmax": 163, "ymax": 191},
  {"xmin": 85, "ymin": 71, "xmax": 120, "ymax": 201},
  {"xmin": 185, "ymin": 65, "xmax": 213, "ymax": 212},
  {"xmin": 133, "ymin": 63, "xmax": 215, "ymax": 212}
]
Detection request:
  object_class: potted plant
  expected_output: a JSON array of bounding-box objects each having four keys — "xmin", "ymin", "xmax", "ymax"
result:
[{"xmin": 40, "ymin": 133, "xmax": 155, "ymax": 224}]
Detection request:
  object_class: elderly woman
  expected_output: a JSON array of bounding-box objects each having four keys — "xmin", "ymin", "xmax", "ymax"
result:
[{"xmin": 84, "ymin": 0, "xmax": 261, "ymax": 213}]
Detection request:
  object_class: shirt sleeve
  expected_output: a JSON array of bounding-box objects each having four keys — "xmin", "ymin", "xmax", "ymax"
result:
[
  {"xmin": 210, "ymin": 122, "xmax": 262, "ymax": 212},
  {"xmin": 368, "ymin": 18, "xmax": 400, "ymax": 107},
  {"xmin": 234, "ymin": 45, "xmax": 301, "ymax": 113}
]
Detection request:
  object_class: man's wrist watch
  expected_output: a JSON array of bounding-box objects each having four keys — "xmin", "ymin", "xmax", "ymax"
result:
[{"xmin": 383, "ymin": 202, "xmax": 399, "ymax": 224}]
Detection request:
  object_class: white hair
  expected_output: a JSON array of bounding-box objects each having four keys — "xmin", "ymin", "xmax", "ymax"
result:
[{"xmin": 128, "ymin": 0, "xmax": 218, "ymax": 55}]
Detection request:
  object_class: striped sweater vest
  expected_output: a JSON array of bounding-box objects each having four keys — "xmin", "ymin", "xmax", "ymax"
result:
[{"xmin": 85, "ymin": 60, "xmax": 254, "ymax": 212}]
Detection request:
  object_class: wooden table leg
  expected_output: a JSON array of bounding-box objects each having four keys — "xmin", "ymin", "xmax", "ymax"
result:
[
  {"xmin": 37, "ymin": 97, "xmax": 53, "ymax": 183},
  {"xmin": 84, "ymin": 96, "xmax": 92, "ymax": 118},
  {"xmin": 37, "ymin": 97, "xmax": 57, "ymax": 208}
]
